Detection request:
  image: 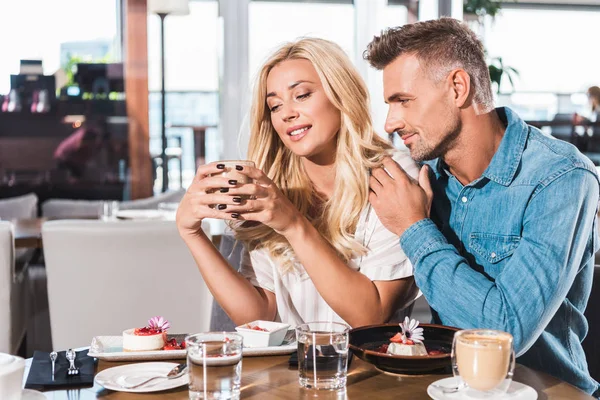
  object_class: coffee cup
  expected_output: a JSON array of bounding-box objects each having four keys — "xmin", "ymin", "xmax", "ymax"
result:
[{"xmin": 452, "ymin": 329, "xmax": 515, "ymax": 396}]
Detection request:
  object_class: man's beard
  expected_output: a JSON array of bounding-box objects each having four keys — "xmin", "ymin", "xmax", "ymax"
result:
[{"xmin": 409, "ymin": 119, "xmax": 461, "ymax": 162}]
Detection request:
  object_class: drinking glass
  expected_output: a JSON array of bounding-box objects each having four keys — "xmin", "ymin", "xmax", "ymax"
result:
[
  {"xmin": 295, "ymin": 322, "xmax": 350, "ymax": 391},
  {"xmin": 452, "ymin": 329, "xmax": 515, "ymax": 398},
  {"xmin": 185, "ymin": 332, "xmax": 243, "ymax": 400},
  {"xmin": 100, "ymin": 201, "xmax": 119, "ymax": 221}
]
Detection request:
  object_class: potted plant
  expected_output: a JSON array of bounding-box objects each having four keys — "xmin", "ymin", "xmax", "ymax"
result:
[
  {"xmin": 488, "ymin": 57, "xmax": 519, "ymax": 94},
  {"xmin": 463, "ymin": 0, "xmax": 503, "ymax": 20}
]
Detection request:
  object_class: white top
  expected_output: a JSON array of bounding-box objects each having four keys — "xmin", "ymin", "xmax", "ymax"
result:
[{"xmin": 239, "ymin": 150, "xmax": 420, "ymax": 327}]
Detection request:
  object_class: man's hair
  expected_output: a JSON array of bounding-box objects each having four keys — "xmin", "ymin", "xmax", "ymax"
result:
[{"xmin": 364, "ymin": 17, "xmax": 494, "ymax": 112}]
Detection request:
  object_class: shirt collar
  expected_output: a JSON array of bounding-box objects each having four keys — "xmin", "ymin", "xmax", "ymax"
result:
[{"xmin": 429, "ymin": 107, "xmax": 528, "ymax": 187}]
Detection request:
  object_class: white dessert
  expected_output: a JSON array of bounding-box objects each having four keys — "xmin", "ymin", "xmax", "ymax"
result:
[
  {"xmin": 122, "ymin": 328, "xmax": 166, "ymax": 351},
  {"xmin": 387, "ymin": 341, "xmax": 428, "ymax": 356}
]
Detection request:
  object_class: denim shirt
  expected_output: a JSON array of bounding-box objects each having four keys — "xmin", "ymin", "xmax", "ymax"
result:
[{"xmin": 400, "ymin": 107, "xmax": 600, "ymax": 396}]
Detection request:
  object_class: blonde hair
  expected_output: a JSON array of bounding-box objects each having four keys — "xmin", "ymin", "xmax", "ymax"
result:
[{"xmin": 232, "ymin": 38, "xmax": 393, "ymax": 274}]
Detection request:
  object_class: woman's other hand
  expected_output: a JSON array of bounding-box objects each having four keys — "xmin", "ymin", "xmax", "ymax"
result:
[{"xmin": 220, "ymin": 164, "xmax": 303, "ymax": 236}]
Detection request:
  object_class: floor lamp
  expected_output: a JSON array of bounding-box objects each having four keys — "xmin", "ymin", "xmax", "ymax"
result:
[{"xmin": 148, "ymin": 0, "xmax": 189, "ymax": 192}]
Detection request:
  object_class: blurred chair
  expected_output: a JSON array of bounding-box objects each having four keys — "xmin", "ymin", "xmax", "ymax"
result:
[
  {"xmin": 0, "ymin": 222, "xmax": 28, "ymax": 355},
  {"xmin": 120, "ymin": 189, "xmax": 185, "ymax": 210},
  {"xmin": 0, "ymin": 193, "xmax": 38, "ymax": 269},
  {"xmin": 42, "ymin": 219, "xmax": 213, "ymax": 350},
  {"xmin": 0, "ymin": 193, "xmax": 38, "ymax": 219},
  {"xmin": 583, "ymin": 264, "xmax": 600, "ymax": 382},
  {"xmin": 41, "ymin": 190, "xmax": 186, "ymax": 219},
  {"xmin": 41, "ymin": 199, "xmax": 103, "ymax": 219}
]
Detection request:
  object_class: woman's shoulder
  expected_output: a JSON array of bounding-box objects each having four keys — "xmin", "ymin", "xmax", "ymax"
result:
[{"xmin": 390, "ymin": 149, "xmax": 419, "ymax": 179}]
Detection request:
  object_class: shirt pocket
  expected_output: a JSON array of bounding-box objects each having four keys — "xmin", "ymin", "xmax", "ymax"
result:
[{"xmin": 469, "ymin": 233, "xmax": 521, "ymax": 265}]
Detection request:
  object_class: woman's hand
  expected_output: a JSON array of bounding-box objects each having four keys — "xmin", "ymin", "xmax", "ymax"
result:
[
  {"xmin": 221, "ymin": 165, "xmax": 304, "ymax": 236},
  {"xmin": 176, "ymin": 162, "xmax": 247, "ymax": 237}
]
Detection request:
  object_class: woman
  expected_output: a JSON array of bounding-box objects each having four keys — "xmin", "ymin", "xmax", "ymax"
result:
[{"xmin": 176, "ymin": 38, "xmax": 419, "ymax": 328}]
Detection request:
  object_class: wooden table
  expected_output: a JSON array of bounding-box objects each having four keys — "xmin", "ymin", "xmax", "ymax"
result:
[
  {"xmin": 23, "ymin": 355, "xmax": 594, "ymax": 399},
  {"xmin": 13, "ymin": 217, "xmax": 47, "ymax": 249}
]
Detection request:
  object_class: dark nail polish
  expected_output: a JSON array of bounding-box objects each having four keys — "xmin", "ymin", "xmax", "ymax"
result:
[
  {"xmin": 228, "ymin": 179, "xmax": 237, "ymax": 185},
  {"xmin": 216, "ymin": 164, "xmax": 225, "ymax": 169},
  {"xmin": 217, "ymin": 204, "xmax": 227, "ymax": 210},
  {"xmin": 235, "ymin": 165, "xmax": 243, "ymax": 171},
  {"xmin": 231, "ymin": 213, "xmax": 240, "ymax": 219},
  {"xmin": 233, "ymin": 196, "xmax": 241, "ymax": 203},
  {"xmin": 220, "ymin": 188, "xmax": 229, "ymax": 193}
]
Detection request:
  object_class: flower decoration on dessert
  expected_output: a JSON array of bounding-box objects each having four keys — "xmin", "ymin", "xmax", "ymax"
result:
[
  {"xmin": 399, "ymin": 317, "xmax": 424, "ymax": 344},
  {"xmin": 148, "ymin": 316, "xmax": 170, "ymax": 332}
]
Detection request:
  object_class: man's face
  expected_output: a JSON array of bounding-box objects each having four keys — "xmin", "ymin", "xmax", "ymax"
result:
[{"xmin": 382, "ymin": 53, "xmax": 461, "ymax": 162}]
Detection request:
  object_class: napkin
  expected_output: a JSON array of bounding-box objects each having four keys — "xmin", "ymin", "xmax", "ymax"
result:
[{"xmin": 25, "ymin": 350, "xmax": 96, "ymax": 390}]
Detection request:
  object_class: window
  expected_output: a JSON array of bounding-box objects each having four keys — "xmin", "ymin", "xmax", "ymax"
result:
[
  {"xmin": 483, "ymin": 8, "xmax": 600, "ymax": 93},
  {"xmin": 0, "ymin": 0, "xmax": 119, "ymax": 94},
  {"xmin": 249, "ymin": 1, "xmax": 355, "ymax": 79},
  {"xmin": 147, "ymin": 1, "xmax": 219, "ymax": 191}
]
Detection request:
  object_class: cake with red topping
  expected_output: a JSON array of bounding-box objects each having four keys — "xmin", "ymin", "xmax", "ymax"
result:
[
  {"xmin": 386, "ymin": 317, "xmax": 427, "ymax": 356},
  {"xmin": 123, "ymin": 316, "xmax": 170, "ymax": 351}
]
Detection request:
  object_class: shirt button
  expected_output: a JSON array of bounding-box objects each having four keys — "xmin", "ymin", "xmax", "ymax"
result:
[
  {"xmin": 491, "ymin": 252, "xmax": 497, "ymax": 258},
  {"xmin": 461, "ymin": 196, "xmax": 468, "ymax": 203}
]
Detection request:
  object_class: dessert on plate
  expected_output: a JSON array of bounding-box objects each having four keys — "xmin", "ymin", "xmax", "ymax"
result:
[
  {"xmin": 123, "ymin": 316, "xmax": 171, "ymax": 351},
  {"xmin": 385, "ymin": 317, "xmax": 428, "ymax": 356}
]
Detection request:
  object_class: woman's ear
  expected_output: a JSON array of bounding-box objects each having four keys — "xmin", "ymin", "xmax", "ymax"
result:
[{"xmin": 448, "ymin": 69, "xmax": 471, "ymax": 108}]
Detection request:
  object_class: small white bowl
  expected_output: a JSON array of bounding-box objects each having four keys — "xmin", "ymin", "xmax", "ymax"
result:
[{"xmin": 235, "ymin": 320, "xmax": 290, "ymax": 348}]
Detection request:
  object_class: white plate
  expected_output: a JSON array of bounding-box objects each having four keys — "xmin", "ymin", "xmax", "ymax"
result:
[
  {"xmin": 22, "ymin": 389, "xmax": 46, "ymax": 400},
  {"xmin": 115, "ymin": 210, "xmax": 168, "ymax": 220},
  {"xmin": 95, "ymin": 362, "xmax": 188, "ymax": 393},
  {"xmin": 88, "ymin": 332, "xmax": 297, "ymax": 361},
  {"xmin": 427, "ymin": 377, "xmax": 538, "ymax": 400}
]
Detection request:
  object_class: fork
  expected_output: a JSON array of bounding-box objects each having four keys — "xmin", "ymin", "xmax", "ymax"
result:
[{"xmin": 66, "ymin": 349, "xmax": 80, "ymax": 376}]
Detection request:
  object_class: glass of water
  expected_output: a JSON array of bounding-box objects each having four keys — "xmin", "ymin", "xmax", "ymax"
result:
[
  {"xmin": 185, "ymin": 332, "xmax": 243, "ymax": 400},
  {"xmin": 296, "ymin": 321, "xmax": 350, "ymax": 390},
  {"xmin": 100, "ymin": 200, "xmax": 119, "ymax": 221}
]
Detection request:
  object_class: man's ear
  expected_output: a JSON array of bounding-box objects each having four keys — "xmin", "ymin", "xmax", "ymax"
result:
[{"xmin": 448, "ymin": 69, "xmax": 471, "ymax": 108}]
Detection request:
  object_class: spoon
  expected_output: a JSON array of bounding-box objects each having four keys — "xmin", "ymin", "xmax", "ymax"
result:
[
  {"xmin": 119, "ymin": 363, "xmax": 187, "ymax": 389},
  {"xmin": 431, "ymin": 382, "xmax": 466, "ymax": 394}
]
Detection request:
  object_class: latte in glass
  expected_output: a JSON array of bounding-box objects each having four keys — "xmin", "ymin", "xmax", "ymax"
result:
[{"xmin": 452, "ymin": 329, "xmax": 515, "ymax": 395}]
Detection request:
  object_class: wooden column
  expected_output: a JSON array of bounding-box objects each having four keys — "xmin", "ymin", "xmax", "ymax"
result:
[{"xmin": 124, "ymin": 0, "xmax": 153, "ymax": 199}]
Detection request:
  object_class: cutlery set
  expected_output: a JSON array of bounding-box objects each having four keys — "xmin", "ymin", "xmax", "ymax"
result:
[{"xmin": 49, "ymin": 349, "xmax": 80, "ymax": 379}]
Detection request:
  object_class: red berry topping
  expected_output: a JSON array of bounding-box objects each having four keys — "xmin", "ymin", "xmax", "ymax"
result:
[{"xmin": 134, "ymin": 327, "xmax": 162, "ymax": 336}]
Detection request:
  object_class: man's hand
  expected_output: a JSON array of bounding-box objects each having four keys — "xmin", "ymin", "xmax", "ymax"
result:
[{"xmin": 369, "ymin": 157, "xmax": 433, "ymax": 237}]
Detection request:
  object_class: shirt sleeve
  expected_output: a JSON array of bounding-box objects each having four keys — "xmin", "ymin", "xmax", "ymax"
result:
[
  {"xmin": 358, "ymin": 150, "xmax": 418, "ymax": 281},
  {"xmin": 358, "ymin": 207, "xmax": 414, "ymax": 281},
  {"xmin": 239, "ymin": 247, "xmax": 276, "ymax": 293},
  {"xmin": 400, "ymin": 168, "xmax": 599, "ymax": 355}
]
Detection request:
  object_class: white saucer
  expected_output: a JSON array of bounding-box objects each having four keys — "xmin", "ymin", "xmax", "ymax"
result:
[
  {"xmin": 95, "ymin": 362, "xmax": 188, "ymax": 393},
  {"xmin": 427, "ymin": 377, "xmax": 538, "ymax": 400},
  {"xmin": 22, "ymin": 389, "xmax": 46, "ymax": 399}
]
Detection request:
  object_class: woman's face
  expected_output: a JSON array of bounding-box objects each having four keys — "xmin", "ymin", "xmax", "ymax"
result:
[{"xmin": 266, "ymin": 59, "xmax": 341, "ymax": 165}]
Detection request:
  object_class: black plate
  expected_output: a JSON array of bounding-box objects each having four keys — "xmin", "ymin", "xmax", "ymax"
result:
[{"xmin": 349, "ymin": 323, "xmax": 459, "ymax": 375}]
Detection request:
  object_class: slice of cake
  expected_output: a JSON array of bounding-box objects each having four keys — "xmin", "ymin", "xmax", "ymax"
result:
[
  {"xmin": 387, "ymin": 341, "xmax": 428, "ymax": 356},
  {"xmin": 386, "ymin": 317, "xmax": 427, "ymax": 356},
  {"xmin": 123, "ymin": 316, "xmax": 170, "ymax": 351}
]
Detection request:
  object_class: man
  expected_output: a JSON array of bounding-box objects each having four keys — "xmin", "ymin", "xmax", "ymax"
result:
[{"xmin": 364, "ymin": 17, "xmax": 600, "ymax": 396}]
